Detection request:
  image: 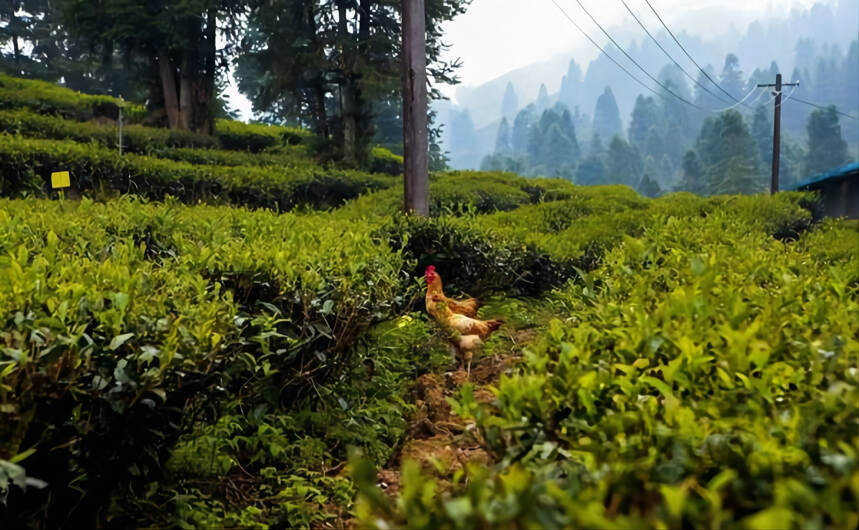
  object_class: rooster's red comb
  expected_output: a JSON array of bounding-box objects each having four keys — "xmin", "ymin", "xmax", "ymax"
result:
[{"xmin": 425, "ymin": 265, "xmax": 436, "ymax": 277}]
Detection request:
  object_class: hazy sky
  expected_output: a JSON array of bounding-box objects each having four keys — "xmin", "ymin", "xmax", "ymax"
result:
[
  {"xmin": 227, "ymin": 0, "xmax": 828, "ymax": 119},
  {"xmin": 439, "ymin": 0, "xmax": 825, "ymax": 91}
]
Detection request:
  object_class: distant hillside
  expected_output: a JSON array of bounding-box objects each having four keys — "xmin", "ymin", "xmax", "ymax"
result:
[{"xmin": 440, "ymin": 0, "xmax": 858, "ymax": 171}]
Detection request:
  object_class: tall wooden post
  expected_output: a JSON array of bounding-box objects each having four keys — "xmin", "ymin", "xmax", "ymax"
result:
[
  {"xmin": 402, "ymin": 0, "xmax": 429, "ymax": 216},
  {"xmin": 770, "ymin": 74, "xmax": 782, "ymax": 194},
  {"xmin": 758, "ymin": 74, "xmax": 799, "ymax": 194}
]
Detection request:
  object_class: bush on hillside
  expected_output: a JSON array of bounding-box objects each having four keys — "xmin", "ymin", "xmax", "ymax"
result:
[
  {"xmin": 336, "ymin": 171, "xmax": 579, "ymax": 220},
  {"xmin": 368, "ymin": 147, "xmax": 404, "ymax": 175},
  {"xmin": 0, "ymin": 74, "xmax": 146, "ymax": 122},
  {"xmin": 0, "ymin": 135, "xmax": 394, "ymax": 210}
]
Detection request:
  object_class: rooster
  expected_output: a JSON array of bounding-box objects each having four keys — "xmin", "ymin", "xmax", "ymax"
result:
[
  {"xmin": 424, "ymin": 267, "xmax": 503, "ymax": 375},
  {"xmin": 424, "ymin": 265, "xmax": 479, "ymax": 319}
]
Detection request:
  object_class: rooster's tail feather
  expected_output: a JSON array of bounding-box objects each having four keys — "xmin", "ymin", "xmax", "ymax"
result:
[{"xmin": 486, "ymin": 319, "xmax": 504, "ymax": 333}]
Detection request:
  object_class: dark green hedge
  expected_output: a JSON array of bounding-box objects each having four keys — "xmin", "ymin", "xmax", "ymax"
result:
[
  {"xmin": 0, "ymin": 74, "xmax": 147, "ymax": 122},
  {"xmin": 0, "ymin": 135, "xmax": 395, "ymax": 210}
]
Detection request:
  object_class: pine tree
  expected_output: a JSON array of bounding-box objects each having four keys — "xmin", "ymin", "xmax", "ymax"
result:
[
  {"xmin": 501, "ymin": 82, "xmax": 519, "ymax": 121},
  {"xmin": 678, "ymin": 149, "xmax": 706, "ymax": 195},
  {"xmin": 845, "ymin": 41, "xmax": 859, "ymax": 115},
  {"xmin": 628, "ymin": 95, "xmax": 661, "ymax": 149},
  {"xmin": 659, "ymin": 154, "xmax": 676, "ymax": 188},
  {"xmin": 783, "ymin": 66, "xmax": 809, "ymax": 134},
  {"xmin": 64, "ymin": 0, "xmax": 248, "ymax": 134},
  {"xmin": 447, "ymin": 109, "xmax": 481, "ymax": 169},
  {"xmin": 480, "ymin": 153, "xmax": 524, "ymax": 174},
  {"xmin": 559, "ymin": 59, "xmax": 583, "ymax": 109},
  {"xmin": 694, "ymin": 66, "xmax": 720, "ymax": 111},
  {"xmin": 236, "ymin": 0, "xmax": 469, "ymax": 160},
  {"xmin": 709, "ymin": 156, "xmax": 765, "ymax": 195},
  {"xmin": 576, "ymin": 155, "xmax": 607, "ymax": 186},
  {"xmin": 794, "ymin": 38, "xmax": 816, "ymax": 81},
  {"xmin": 697, "ymin": 111, "xmax": 758, "ymax": 168},
  {"xmin": 638, "ymin": 174, "xmax": 663, "ymax": 198},
  {"xmin": 720, "ymin": 54, "xmax": 745, "ymax": 101},
  {"xmin": 558, "ymin": 106, "xmax": 580, "ymax": 161},
  {"xmin": 751, "ymin": 105, "xmax": 772, "ymax": 168},
  {"xmin": 541, "ymin": 122, "xmax": 577, "ymax": 177},
  {"xmin": 495, "ymin": 117, "xmax": 512, "ymax": 154},
  {"xmin": 527, "ymin": 108, "xmax": 579, "ymax": 175},
  {"xmin": 593, "ymin": 87, "xmax": 623, "ymax": 142},
  {"xmin": 842, "ymin": 40, "xmax": 859, "ymax": 153},
  {"xmin": 805, "ymin": 106, "xmax": 848, "ymax": 175},
  {"xmin": 536, "ymin": 83, "xmax": 550, "ymax": 112},
  {"xmin": 511, "ymin": 105, "xmax": 537, "ymax": 154},
  {"xmin": 605, "ymin": 136, "xmax": 643, "ymax": 187},
  {"xmin": 589, "ymin": 132, "xmax": 604, "ymax": 155},
  {"xmin": 696, "ymin": 111, "xmax": 764, "ymax": 195}
]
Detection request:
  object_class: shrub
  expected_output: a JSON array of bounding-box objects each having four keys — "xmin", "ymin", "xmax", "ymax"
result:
[
  {"xmin": 0, "ymin": 108, "xmax": 220, "ymax": 153},
  {"xmin": 215, "ymin": 119, "xmax": 310, "ymax": 152},
  {"xmin": 356, "ymin": 207, "xmax": 857, "ymax": 529},
  {"xmin": 0, "ymin": 135, "xmax": 394, "ymax": 210},
  {"xmin": 368, "ymin": 146, "xmax": 403, "ymax": 175},
  {"xmin": 0, "ymin": 74, "xmax": 146, "ymax": 122},
  {"xmin": 337, "ymin": 171, "xmax": 578, "ymax": 220},
  {"xmin": 0, "ymin": 197, "xmax": 409, "ymax": 527}
]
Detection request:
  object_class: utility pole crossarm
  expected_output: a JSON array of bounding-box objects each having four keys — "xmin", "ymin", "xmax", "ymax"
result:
[
  {"xmin": 757, "ymin": 75, "xmax": 799, "ymax": 194},
  {"xmin": 757, "ymin": 82, "xmax": 800, "ymax": 88}
]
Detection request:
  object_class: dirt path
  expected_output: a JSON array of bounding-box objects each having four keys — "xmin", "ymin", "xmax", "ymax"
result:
[{"xmin": 376, "ymin": 329, "xmax": 534, "ymax": 498}]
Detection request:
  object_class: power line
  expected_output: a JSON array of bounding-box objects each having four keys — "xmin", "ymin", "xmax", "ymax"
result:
[
  {"xmin": 570, "ymin": 0, "xmax": 702, "ymax": 110},
  {"xmin": 618, "ymin": 0, "xmax": 731, "ymax": 106},
  {"xmin": 712, "ymin": 85, "xmax": 761, "ymax": 113},
  {"xmin": 546, "ymin": 0, "xmax": 694, "ymax": 110},
  {"xmin": 776, "ymin": 84, "xmax": 800, "ymax": 109},
  {"xmin": 787, "ymin": 96, "xmax": 858, "ymax": 120},
  {"xmin": 642, "ymin": 0, "xmax": 747, "ymax": 107}
]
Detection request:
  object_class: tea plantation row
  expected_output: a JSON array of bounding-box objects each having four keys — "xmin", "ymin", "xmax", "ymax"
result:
[
  {"xmin": 356, "ymin": 207, "xmax": 859, "ymax": 529},
  {"xmin": 0, "ymin": 74, "xmax": 405, "ymax": 210},
  {"xmin": 3, "ymin": 188, "xmax": 846, "ymax": 528}
]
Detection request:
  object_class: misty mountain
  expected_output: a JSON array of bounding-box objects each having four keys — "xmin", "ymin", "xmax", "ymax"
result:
[{"xmin": 439, "ymin": 0, "xmax": 858, "ymax": 172}]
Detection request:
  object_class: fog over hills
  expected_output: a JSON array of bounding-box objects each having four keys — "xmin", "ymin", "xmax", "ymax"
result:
[{"xmin": 437, "ymin": 0, "xmax": 858, "ymax": 172}]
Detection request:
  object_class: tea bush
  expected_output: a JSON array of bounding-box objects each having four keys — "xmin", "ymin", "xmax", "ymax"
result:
[
  {"xmin": 214, "ymin": 119, "xmax": 310, "ymax": 152},
  {"xmin": 0, "ymin": 108, "xmax": 326, "ymax": 156},
  {"xmin": 356, "ymin": 209, "xmax": 858, "ymax": 529},
  {"xmin": 0, "ymin": 108, "xmax": 220, "ymax": 152},
  {"xmin": 370, "ymin": 188, "xmax": 814, "ymax": 299},
  {"xmin": 368, "ymin": 146, "xmax": 404, "ymax": 175},
  {"xmin": 0, "ymin": 197, "xmax": 411, "ymax": 527},
  {"xmin": 338, "ymin": 171, "xmax": 579, "ymax": 220},
  {"xmin": 0, "ymin": 74, "xmax": 147, "ymax": 122},
  {"xmin": 0, "ymin": 135, "xmax": 394, "ymax": 210},
  {"xmin": 162, "ymin": 314, "xmax": 451, "ymax": 528}
]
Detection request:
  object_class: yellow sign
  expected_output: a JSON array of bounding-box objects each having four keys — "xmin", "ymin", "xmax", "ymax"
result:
[{"xmin": 51, "ymin": 171, "xmax": 70, "ymax": 189}]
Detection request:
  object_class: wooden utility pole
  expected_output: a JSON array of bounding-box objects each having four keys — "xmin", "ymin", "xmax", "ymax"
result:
[
  {"xmin": 757, "ymin": 74, "xmax": 799, "ymax": 194},
  {"xmin": 401, "ymin": 0, "xmax": 429, "ymax": 216}
]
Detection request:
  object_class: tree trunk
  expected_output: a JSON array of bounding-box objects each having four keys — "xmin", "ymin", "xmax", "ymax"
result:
[
  {"xmin": 314, "ymin": 84, "xmax": 329, "ymax": 138},
  {"xmin": 179, "ymin": 54, "xmax": 193, "ymax": 131},
  {"xmin": 359, "ymin": 0, "xmax": 371, "ymax": 45},
  {"xmin": 9, "ymin": 0, "xmax": 20, "ymax": 69},
  {"xmin": 356, "ymin": 0, "xmax": 373, "ymax": 166},
  {"xmin": 342, "ymin": 83, "xmax": 358, "ymax": 164},
  {"xmin": 402, "ymin": 0, "xmax": 429, "ymax": 216},
  {"xmin": 199, "ymin": 7, "xmax": 217, "ymax": 135},
  {"xmin": 308, "ymin": 5, "xmax": 329, "ymax": 138},
  {"xmin": 337, "ymin": 0, "xmax": 357, "ymax": 163},
  {"xmin": 157, "ymin": 50, "xmax": 181, "ymax": 130}
]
